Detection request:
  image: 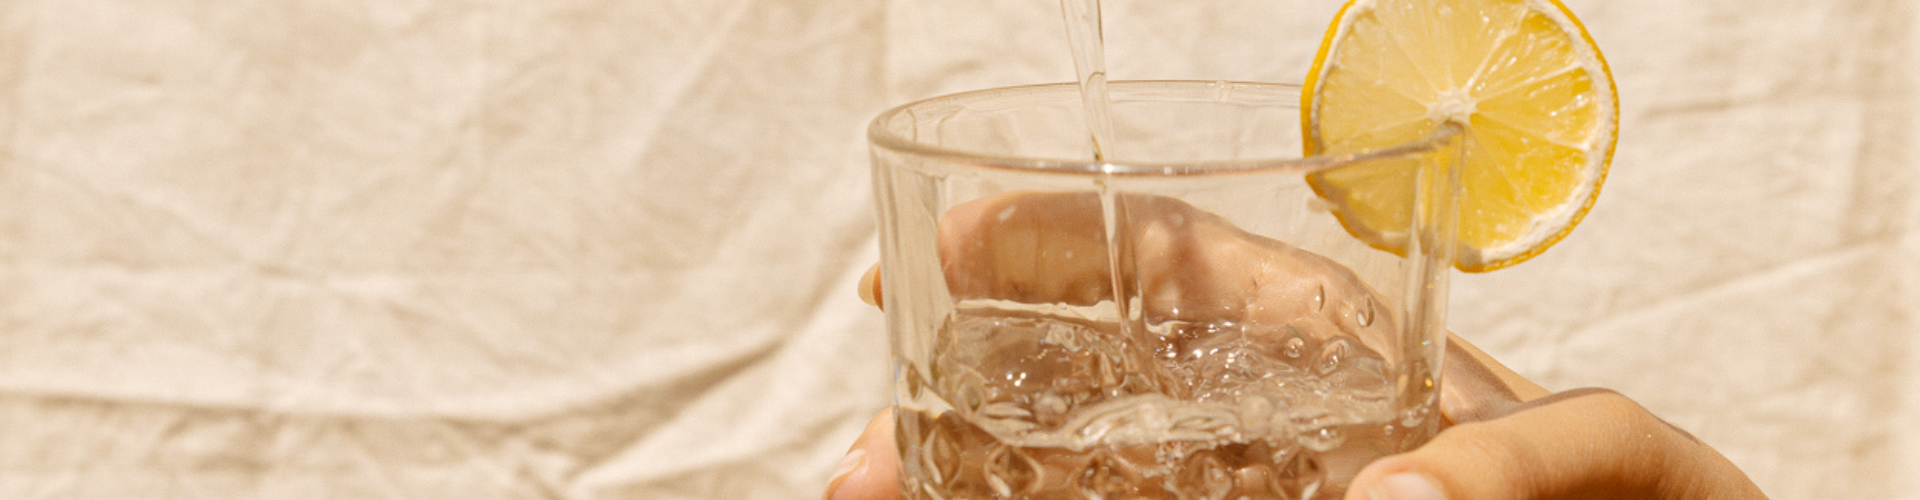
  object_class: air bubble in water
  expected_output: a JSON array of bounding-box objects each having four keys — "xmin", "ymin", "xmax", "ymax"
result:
[
  {"xmin": 1401, "ymin": 402, "xmax": 1434, "ymax": 428},
  {"xmin": 1034, "ymin": 393, "xmax": 1069, "ymax": 424},
  {"xmin": 1302, "ymin": 426, "xmax": 1347, "ymax": 452}
]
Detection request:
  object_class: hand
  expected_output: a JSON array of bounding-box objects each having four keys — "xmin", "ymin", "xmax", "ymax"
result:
[
  {"xmin": 834, "ymin": 192, "xmax": 1768, "ymax": 500},
  {"xmin": 1350, "ymin": 335, "xmax": 1770, "ymax": 500},
  {"xmin": 879, "ymin": 190, "xmax": 1400, "ymax": 358}
]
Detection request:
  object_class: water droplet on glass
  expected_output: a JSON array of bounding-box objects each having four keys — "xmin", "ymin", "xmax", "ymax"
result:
[
  {"xmin": 1356, "ymin": 297, "xmax": 1375, "ymax": 327},
  {"xmin": 1317, "ymin": 339, "xmax": 1349, "ymax": 375},
  {"xmin": 959, "ymin": 384, "xmax": 986, "ymax": 412},
  {"xmin": 1282, "ymin": 327, "xmax": 1306, "ymax": 359},
  {"xmin": 904, "ymin": 365, "xmax": 927, "ymax": 400}
]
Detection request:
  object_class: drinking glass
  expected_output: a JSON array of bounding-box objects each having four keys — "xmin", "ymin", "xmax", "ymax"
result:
[{"xmin": 868, "ymin": 81, "xmax": 1463, "ymax": 500}]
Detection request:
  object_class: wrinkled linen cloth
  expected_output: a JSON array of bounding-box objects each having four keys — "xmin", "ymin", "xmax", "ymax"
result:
[{"xmin": 0, "ymin": 0, "xmax": 1914, "ymax": 499}]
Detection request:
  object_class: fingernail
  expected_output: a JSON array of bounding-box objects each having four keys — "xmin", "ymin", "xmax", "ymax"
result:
[
  {"xmin": 823, "ymin": 448, "xmax": 867, "ymax": 500},
  {"xmin": 1368, "ymin": 472, "xmax": 1445, "ymax": 500},
  {"xmin": 857, "ymin": 266, "xmax": 881, "ymax": 308}
]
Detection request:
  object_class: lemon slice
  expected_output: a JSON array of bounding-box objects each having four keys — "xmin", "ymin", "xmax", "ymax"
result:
[{"xmin": 1303, "ymin": 0, "xmax": 1618, "ymax": 272}]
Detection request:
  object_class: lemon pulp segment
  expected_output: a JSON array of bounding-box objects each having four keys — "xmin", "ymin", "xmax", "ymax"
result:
[{"xmin": 1304, "ymin": 0, "xmax": 1618, "ymax": 272}]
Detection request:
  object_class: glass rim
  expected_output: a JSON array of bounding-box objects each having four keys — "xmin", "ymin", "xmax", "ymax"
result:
[{"xmin": 867, "ymin": 80, "xmax": 1462, "ymax": 177}]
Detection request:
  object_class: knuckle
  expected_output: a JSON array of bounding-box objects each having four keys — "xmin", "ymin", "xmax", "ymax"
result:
[
  {"xmin": 1424, "ymin": 420, "xmax": 1547, "ymax": 500},
  {"xmin": 1569, "ymin": 387, "xmax": 1664, "ymax": 434},
  {"xmin": 1418, "ymin": 388, "xmax": 1678, "ymax": 500}
]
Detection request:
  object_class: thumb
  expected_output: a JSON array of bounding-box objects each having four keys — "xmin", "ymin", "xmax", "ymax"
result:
[
  {"xmin": 823, "ymin": 409, "xmax": 903, "ymax": 500},
  {"xmin": 1344, "ymin": 389, "xmax": 1747, "ymax": 500},
  {"xmin": 858, "ymin": 264, "xmax": 883, "ymax": 310}
]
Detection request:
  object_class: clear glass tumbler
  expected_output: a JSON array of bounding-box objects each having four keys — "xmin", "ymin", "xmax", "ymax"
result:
[{"xmin": 868, "ymin": 81, "xmax": 1463, "ymax": 500}]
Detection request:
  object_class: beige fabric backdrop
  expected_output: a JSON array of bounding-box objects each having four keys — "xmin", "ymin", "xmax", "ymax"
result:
[{"xmin": 0, "ymin": 0, "xmax": 1913, "ymax": 499}]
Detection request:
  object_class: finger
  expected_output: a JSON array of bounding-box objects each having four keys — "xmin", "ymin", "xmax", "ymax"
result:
[
  {"xmin": 859, "ymin": 264, "xmax": 882, "ymax": 310},
  {"xmin": 823, "ymin": 409, "xmax": 902, "ymax": 500},
  {"xmin": 1439, "ymin": 332, "xmax": 1550, "ymax": 424},
  {"xmin": 1346, "ymin": 389, "xmax": 1766, "ymax": 500},
  {"xmin": 936, "ymin": 191, "xmax": 1114, "ymax": 307},
  {"xmin": 935, "ymin": 191, "xmax": 1393, "ymax": 345}
]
